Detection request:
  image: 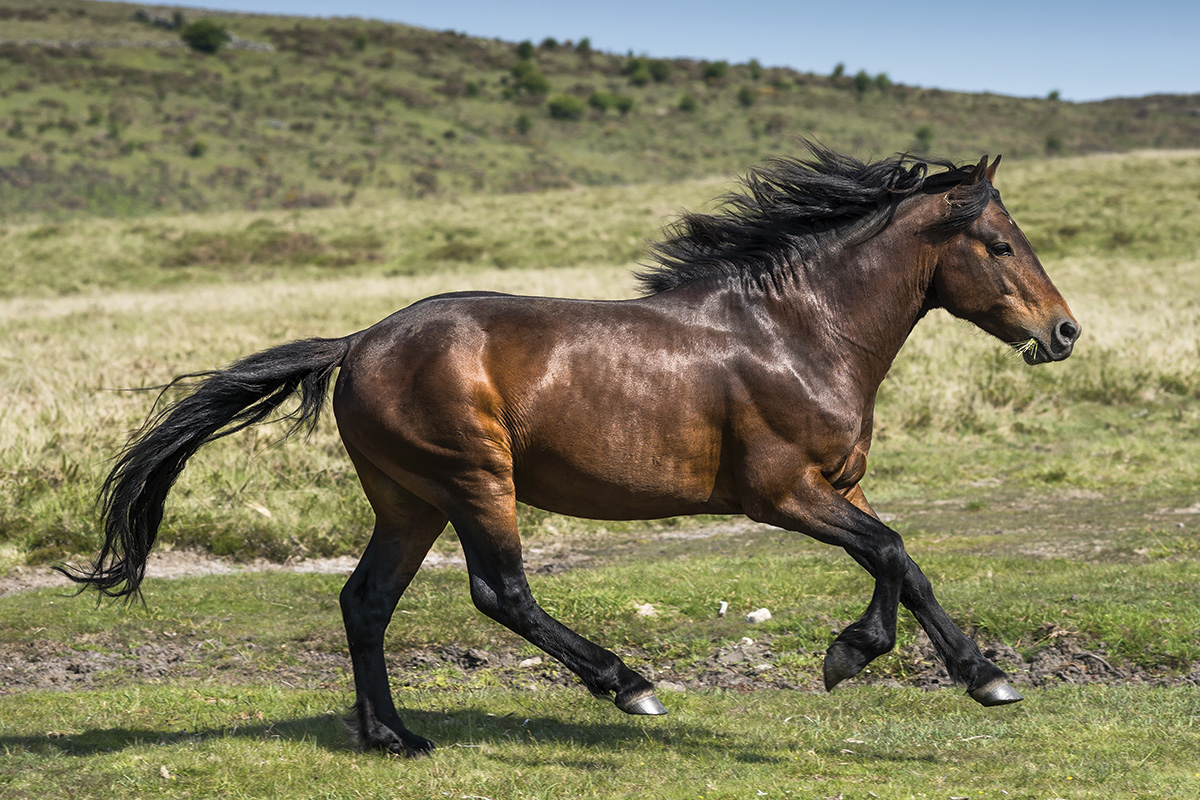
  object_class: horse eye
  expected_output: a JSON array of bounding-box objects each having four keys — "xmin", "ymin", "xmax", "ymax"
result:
[{"xmin": 989, "ymin": 242, "xmax": 1013, "ymax": 257}]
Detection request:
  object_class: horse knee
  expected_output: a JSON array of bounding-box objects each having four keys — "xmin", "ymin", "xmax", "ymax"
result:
[{"xmin": 340, "ymin": 578, "xmax": 391, "ymax": 640}]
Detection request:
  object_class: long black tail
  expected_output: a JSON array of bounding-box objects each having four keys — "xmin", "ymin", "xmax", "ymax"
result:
[{"xmin": 58, "ymin": 334, "xmax": 359, "ymax": 599}]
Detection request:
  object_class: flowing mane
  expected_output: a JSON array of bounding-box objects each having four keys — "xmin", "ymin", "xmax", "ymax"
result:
[{"xmin": 638, "ymin": 142, "xmax": 997, "ymax": 295}]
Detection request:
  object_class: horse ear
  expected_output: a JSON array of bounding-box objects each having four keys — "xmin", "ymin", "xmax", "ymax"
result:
[
  {"xmin": 985, "ymin": 155, "xmax": 1002, "ymax": 183},
  {"xmin": 964, "ymin": 155, "xmax": 988, "ymax": 185}
]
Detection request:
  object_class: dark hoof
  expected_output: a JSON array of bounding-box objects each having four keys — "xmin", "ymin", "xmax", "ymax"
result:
[
  {"xmin": 969, "ymin": 679, "xmax": 1023, "ymax": 707},
  {"xmin": 616, "ymin": 691, "xmax": 667, "ymax": 716},
  {"xmin": 822, "ymin": 642, "xmax": 864, "ymax": 691},
  {"xmin": 388, "ymin": 733, "xmax": 436, "ymax": 758}
]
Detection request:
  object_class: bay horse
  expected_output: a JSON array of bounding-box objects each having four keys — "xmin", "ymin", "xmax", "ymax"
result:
[{"xmin": 63, "ymin": 144, "xmax": 1080, "ymax": 757}]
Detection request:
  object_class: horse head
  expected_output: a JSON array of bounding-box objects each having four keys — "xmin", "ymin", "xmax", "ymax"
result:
[{"xmin": 927, "ymin": 156, "xmax": 1080, "ymax": 364}]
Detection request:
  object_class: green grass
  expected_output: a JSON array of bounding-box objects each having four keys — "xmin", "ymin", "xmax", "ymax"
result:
[
  {"xmin": 5, "ymin": 511, "xmax": 1200, "ymax": 795},
  {"xmin": 2, "ymin": 684, "xmax": 1198, "ymax": 799}
]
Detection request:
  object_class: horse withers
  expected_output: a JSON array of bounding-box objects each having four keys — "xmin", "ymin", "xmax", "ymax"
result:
[{"xmin": 63, "ymin": 144, "xmax": 1079, "ymax": 757}]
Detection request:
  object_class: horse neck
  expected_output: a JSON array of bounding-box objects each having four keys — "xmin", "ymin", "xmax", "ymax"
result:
[{"xmin": 765, "ymin": 203, "xmax": 937, "ymax": 389}]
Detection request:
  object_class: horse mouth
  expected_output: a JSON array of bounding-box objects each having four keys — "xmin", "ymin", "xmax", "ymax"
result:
[{"xmin": 1013, "ymin": 336, "xmax": 1072, "ymax": 365}]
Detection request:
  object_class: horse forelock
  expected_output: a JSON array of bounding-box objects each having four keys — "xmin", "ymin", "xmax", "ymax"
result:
[{"xmin": 637, "ymin": 142, "xmax": 992, "ymax": 295}]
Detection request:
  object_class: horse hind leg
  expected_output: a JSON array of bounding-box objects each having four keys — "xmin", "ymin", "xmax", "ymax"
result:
[
  {"xmin": 448, "ymin": 487, "xmax": 666, "ymax": 716},
  {"xmin": 339, "ymin": 459, "xmax": 449, "ymax": 757}
]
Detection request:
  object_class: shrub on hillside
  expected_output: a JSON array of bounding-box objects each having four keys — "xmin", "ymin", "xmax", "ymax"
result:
[
  {"xmin": 588, "ymin": 91, "xmax": 617, "ymax": 112},
  {"xmin": 702, "ymin": 61, "xmax": 728, "ymax": 81},
  {"xmin": 180, "ymin": 19, "xmax": 230, "ymax": 54},
  {"xmin": 511, "ymin": 61, "xmax": 550, "ymax": 96},
  {"xmin": 625, "ymin": 57, "xmax": 652, "ymax": 86},
  {"xmin": 547, "ymin": 95, "xmax": 586, "ymax": 120}
]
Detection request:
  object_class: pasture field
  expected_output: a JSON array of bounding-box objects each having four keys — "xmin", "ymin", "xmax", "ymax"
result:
[{"xmin": 2, "ymin": 150, "xmax": 1200, "ymax": 797}]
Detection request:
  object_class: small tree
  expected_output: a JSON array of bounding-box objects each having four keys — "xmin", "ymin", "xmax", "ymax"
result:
[
  {"xmin": 515, "ymin": 40, "xmax": 535, "ymax": 60},
  {"xmin": 737, "ymin": 86, "xmax": 757, "ymax": 108},
  {"xmin": 180, "ymin": 19, "xmax": 230, "ymax": 54}
]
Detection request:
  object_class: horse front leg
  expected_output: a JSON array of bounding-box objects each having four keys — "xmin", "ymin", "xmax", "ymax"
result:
[
  {"xmin": 747, "ymin": 473, "xmax": 907, "ymax": 691},
  {"xmin": 844, "ymin": 485, "xmax": 1021, "ymax": 706}
]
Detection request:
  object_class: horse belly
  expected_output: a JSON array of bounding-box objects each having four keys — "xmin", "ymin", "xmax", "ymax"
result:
[{"xmin": 510, "ymin": 419, "xmax": 732, "ymax": 520}]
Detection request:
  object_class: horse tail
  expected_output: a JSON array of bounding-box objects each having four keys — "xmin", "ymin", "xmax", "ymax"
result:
[{"xmin": 57, "ymin": 334, "xmax": 360, "ymax": 600}]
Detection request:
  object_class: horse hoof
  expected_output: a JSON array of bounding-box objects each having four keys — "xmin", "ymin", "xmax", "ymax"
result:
[
  {"xmin": 822, "ymin": 643, "xmax": 861, "ymax": 691},
  {"xmin": 617, "ymin": 691, "xmax": 667, "ymax": 716},
  {"xmin": 969, "ymin": 679, "xmax": 1023, "ymax": 707}
]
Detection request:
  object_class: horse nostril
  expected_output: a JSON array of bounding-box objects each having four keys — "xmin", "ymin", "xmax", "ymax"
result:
[{"xmin": 1056, "ymin": 319, "xmax": 1080, "ymax": 346}]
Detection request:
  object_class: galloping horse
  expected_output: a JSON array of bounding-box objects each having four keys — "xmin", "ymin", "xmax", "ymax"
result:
[{"xmin": 64, "ymin": 144, "xmax": 1079, "ymax": 757}]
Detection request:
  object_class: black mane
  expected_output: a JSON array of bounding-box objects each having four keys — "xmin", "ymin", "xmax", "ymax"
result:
[{"xmin": 638, "ymin": 142, "xmax": 996, "ymax": 295}]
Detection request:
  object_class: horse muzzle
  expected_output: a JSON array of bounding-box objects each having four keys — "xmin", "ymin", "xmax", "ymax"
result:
[{"xmin": 1021, "ymin": 316, "xmax": 1081, "ymax": 365}]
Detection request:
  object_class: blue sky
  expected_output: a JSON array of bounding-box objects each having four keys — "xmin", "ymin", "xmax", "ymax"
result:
[{"xmin": 157, "ymin": 1, "xmax": 1196, "ymax": 102}]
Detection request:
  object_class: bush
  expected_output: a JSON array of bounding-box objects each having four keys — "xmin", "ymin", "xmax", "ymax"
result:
[
  {"xmin": 914, "ymin": 125, "xmax": 934, "ymax": 153},
  {"xmin": 511, "ymin": 61, "xmax": 550, "ymax": 95},
  {"xmin": 588, "ymin": 91, "xmax": 617, "ymax": 112},
  {"xmin": 547, "ymin": 95, "xmax": 586, "ymax": 120},
  {"xmin": 737, "ymin": 86, "xmax": 757, "ymax": 108},
  {"xmin": 679, "ymin": 94, "xmax": 698, "ymax": 112},
  {"xmin": 625, "ymin": 57, "xmax": 652, "ymax": 86},
  {"xmin": 180, "ymin": 19, "xmax": 230, "ymax": 54},
  {"xmin": 853, "ymin": 69, "xmax": 871, "ymax": 97},
  {"xmin": 515, "ymin": 40, "xmax": 535, "ymax": 60},
  {"xmin": 702, "ymin": 61, "xmax": 728, "ymax": 81}
]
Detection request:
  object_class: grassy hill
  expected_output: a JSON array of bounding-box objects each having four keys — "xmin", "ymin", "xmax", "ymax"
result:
[{"xmin": 2, "ymin": 0, "xmax": 1199, "ymax": 218}]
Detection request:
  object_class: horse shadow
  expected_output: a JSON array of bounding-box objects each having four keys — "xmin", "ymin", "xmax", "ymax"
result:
[{"xmin": 0, "ymin": 703, "xmax": 947, "ymax": 767}]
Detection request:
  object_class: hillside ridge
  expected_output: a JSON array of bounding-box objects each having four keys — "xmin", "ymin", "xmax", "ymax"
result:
[{"xmin": 2, "ymin": 0, "xmax": 1198, "ymax": 218}]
